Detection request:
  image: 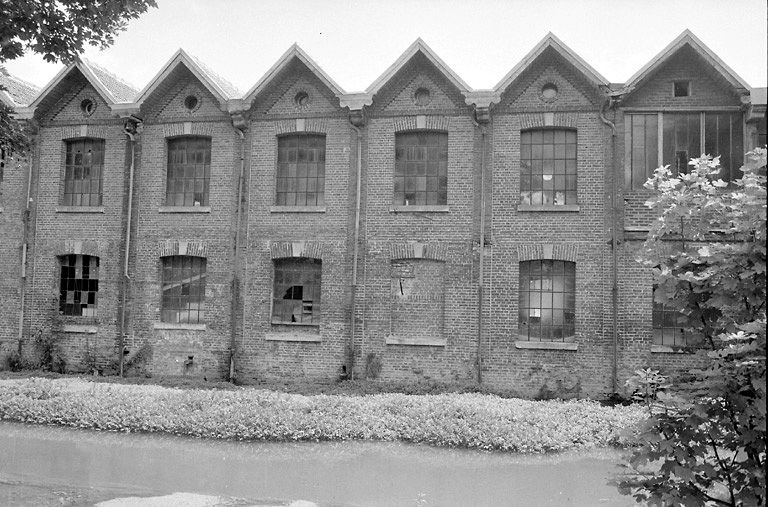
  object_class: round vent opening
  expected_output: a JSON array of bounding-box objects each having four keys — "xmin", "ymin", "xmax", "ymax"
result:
[
  {"xmin": 294, "ymin": 91, "xmax": 310, "ymax": 107},
  {"xmin": 80, "ymin": 99, "xmax": 96, "ymax": 116},
  {"xmin": 541, "ymin": 83, "xmax": 558, "ymax": 101},
  {"xmin": 184, "ymin": 95, "xmax": 199, "ymax": 111},
  {"xmin": 414, "ymin": 87, "xmax": 431, "ymax": 106}
]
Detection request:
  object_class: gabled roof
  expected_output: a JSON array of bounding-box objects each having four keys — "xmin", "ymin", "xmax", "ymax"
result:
[
  {"xmin": 133, "ymin": 49, "xmax": 241, "ymax": 109},
  {"xmin": 243, "ymin": 44, "xmax": 345, "ymax": 106},
  {"xmin": 0, "ymin": 67, "xmax": 40, "ymax": 108},
  {"xmin": 365, "ymin": 38, "xmax": 471, "ymax": 97},
  {"xmin": 624, "ymin": 29, "xmax": 750, "ymax": 93},
  {"xmin": 494, "ymin": 32, "xmax": 609, "ymax": 94},
  {"xmin": 17, "ymin": 59, "xmax": 137, "ymax": 118}
]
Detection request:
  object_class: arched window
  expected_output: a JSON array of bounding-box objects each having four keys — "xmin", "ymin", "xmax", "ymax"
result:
[
  {"xmin": 166, "ymin": 136, "xmax": 211, "ymax": 206},
  {"xmin": 161, "ymin": 256, "xmax": 206, "ymax": 323},
  {"xmin": 59, "ymin": 254, "xmax": 99, "ymax": 316},
  {"xmin": 394, "ymin": 131, "xmax": 448, "ymax": 206},
  {"xmin": 520, "ymin": 129, "xmax": 577, "ymax": 206},
  {"xmin": 519, "ymin": 260, "xmax": 575, "ymax": 341},
  {"xmin": 272, "ymin": 258, "xmax": 321, "ymax": 325},
  {"xmin": 63, "ymin": 138, "xmax": 104, "ymax": 206}
]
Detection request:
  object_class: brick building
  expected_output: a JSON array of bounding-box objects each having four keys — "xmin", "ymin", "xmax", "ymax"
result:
[{"xmin": 1, "ymin": 31, "xmax": 765, "ymax": 397}]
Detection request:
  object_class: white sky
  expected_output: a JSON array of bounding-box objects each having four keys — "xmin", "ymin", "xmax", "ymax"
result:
[{"xmin": 5, "ymin": 0, "xmax": 768, "ymax": 94}]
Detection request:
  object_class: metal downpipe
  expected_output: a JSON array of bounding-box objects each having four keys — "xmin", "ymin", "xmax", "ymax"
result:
[
  {"xmin": 348, "ymin": 121, "xmax": 363, "ymax": 379},
  {"xmin": 473, "ymin": 115, "xmax": 487, "ymax": 384},
  {"xmin": 230, "ymin": 126, "xmax": 246, "ymax": 383},
  {"xmin": 119, "ymin": 122, "xmax": 137, "ymax": 377}
]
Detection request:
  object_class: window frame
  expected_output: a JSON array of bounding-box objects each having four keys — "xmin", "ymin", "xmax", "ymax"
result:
[
  {"xmin": 394, "ymin": 130, "xmax": 448, "ymax": 206},
  {"xmin": 518, "ymin": 260, "xmax": 576, "ymax": 342},
  {"xmin": 160, "ymin": 255, "xmax": 207, "ymax": 324},
  {"xmin": 62, "ymin": 138, "xmax": 105, "ymax": 207},
  {"xmin": 58, "ymin": 254, "xmax": 99, "ymax": 318},
  {"xmin": 275, "ymin": 133, "xmax": 326, "ymax": 207},
  {"xmin": 652, "ymin": 285, "xmax": 700, "ymax": 348},
  {"xmin": 519, "ymin": 128, "xmax": 578, "ymax": 206},
  {"xmin": 271, "ymin": 258, "xmax": 322, "ymax": 326},
  {"xmin": 165, "ymin": 136, "xmax": 212, "ymax": 207}
]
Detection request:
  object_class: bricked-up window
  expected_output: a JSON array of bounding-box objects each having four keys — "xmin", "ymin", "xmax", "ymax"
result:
[
  {"xmin": 394, "ymin": 131, "xmax": 448, "ymax": 206},
  {"xmin": 519, "ymin": 260, "xmax": 575, "ymax": 341},
  {"xmin": 391, "ymin": 259, "xmax": 445, "ymax": 340},
  {"xmin": 59, "ymin": 255, "xmax": 99, "ymax": 317},
  {"xmin": 272, "ymin": 258, "xmax": 321, "ymax": 325},
  {"xmin": 520, "ymin": 129, "xmax": 577, "ymax": 206},
  {"xmin": 63, "ymin": 139, "xmax": 104, "ymax": 206},
  {"xmin": 161, "ymin": 256, "xmax": 206, "ymax": 323},
  {"xmin": 276, "ymin": 134, "xmax": 325, "ymax": 206},
  {"xmin": 166, "ymin": 137, "xmax": 211, "ymax": 206},
  {"xmin": 652, "ymin": 286, "xmax": 701, "ymax": 347}
]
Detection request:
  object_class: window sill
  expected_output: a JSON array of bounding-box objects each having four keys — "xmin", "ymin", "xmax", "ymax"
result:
[
  {"xmin": 390, "ymin": 205, "xmax": 449, "ymax": 213},
  {"xmin": 651, "ymin": 345, "xmax": 696, "ymax": 354},
  {"xmin": 385, "ymin": 336, "xmax": 447, "ymax": 346},
  {"xmin": 515, "ymin": 340, "xmax": 578, "ymax": 351},
  {"xmin": 153, "ymin": 323, "xmax": 206, "ymax": 331},
  {"xmin": 61, "ymin": 324, "xmax": 97, "ymax": 334},
  {"xmin": 517, "ymin": 205, "xmax": 580, "ymax": 212},
  {"xmin": 265, "ymin": 330, "xmax": 321, "ymax": 342},
  {"xmin": 158, "ymin": 206, "xmax": 211, "ymax": 213},
  {"xmin": 270, "ymin": 206, "xmax": 326, "ymax": 213},
  {"xmin": 56, "ymin": 206, "xmax": 105, "ymax": 213}
]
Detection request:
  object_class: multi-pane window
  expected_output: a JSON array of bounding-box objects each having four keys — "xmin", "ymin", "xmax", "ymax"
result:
[
  {"xmin": 520, "ymin": 129, "xmax": 577, "ymax": 206},
  {"xmin": 59, "ymin": 254, "xmax": 99, "ymax": 317},
  {"xmin": 166, "ymin": 137, "xmax": 211, "ymax": 206},
  {"xmin": 161, "ymin": 256, "xmax": 206, "ymax": 324},
  {"xmin": 276, "ymin": 134, "xmax": 325, "ymax": 206},
  {"xmin": 627, "ymin": 112, "xmax": 744, "ymax": 188},
  {"xmin": 63, "ymin": 139, "xmax": 104, "ymax": 206},
  {"xmin": 519, "ymin": 260, "xmax": 576, "ymax": 341},
  {"xmin": 394, "ymin": 131, "xmax": 448, "ymax": 206},
  {"xmin": 652, "ymin": 286, "xmax": 698, "ymax": 347},
  {"xmin": 272, "ymin": 258, "xmax": 321, "ymax": 325}
]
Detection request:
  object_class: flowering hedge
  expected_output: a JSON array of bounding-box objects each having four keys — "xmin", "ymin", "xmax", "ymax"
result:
[{"xmin": 0, "ymin": 377, "xmax": 645, "ymax": 453}]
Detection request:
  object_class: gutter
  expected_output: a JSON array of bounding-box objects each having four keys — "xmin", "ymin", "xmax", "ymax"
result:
[
  {"xmin": 119, "ymin": 120, "xmax": 138, "ymax": 377},
  {"xmin": 599, "ymin": 96, "xmax": 619, "ymax": 394},
  {"xmin": 348, "ymin": 113, "xmax": 364, "ymax": 379}
]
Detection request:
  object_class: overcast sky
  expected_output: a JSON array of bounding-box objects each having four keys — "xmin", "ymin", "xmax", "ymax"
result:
[{"xmin": 5, "ymin": 0, "xmax": 767, "ymax": 94}]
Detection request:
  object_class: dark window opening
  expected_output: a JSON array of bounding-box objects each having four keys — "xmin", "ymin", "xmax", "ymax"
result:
[
  {"xmin": 675, "ymin": 150, "xmax": 689, "ymax": 174},
  {"xmin": 272, "ymin": 258, "xmax": 321, "ymax": 325},
  {"xmin": 161, "ymin": 256, "xmax": 206, "ymax": 324},
  {"xmin": 520, "ymin": 129, "xmax": 577, "ymax": 205},
  {"xmin": 166, "ymin": 137, "xmax": 211, "ymax": 207},
  {"xmin": 518, "ymin": 260, "xmax": 576, "ymax": 341},
  {"xmin": 673, "ymin": 81, "xmax": 690, "ymax": 97},
  {"xmin": 394, "ymin": 131, "xmax": 448, "ymax": 206},
  {"xmin": 59, "ymin": 254, "xmax": 99, "ymax": 317},
  {"xmin": 63, "ymin": 138, "xmax": 104, "ymax": 206},
  {"xmin": 276, "ymin": 134, "xmax": 325, "ymax": 206}
]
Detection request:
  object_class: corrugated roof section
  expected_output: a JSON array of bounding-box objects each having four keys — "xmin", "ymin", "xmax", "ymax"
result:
[
  {"xmin": 84, "ymin": 60, "xmax": 139, "ymax": 103},
  {"xmin": 0, "ymin": 67, "xmax": 40, "ymax": 107}
]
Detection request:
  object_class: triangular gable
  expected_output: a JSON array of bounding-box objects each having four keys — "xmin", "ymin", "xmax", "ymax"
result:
[
  {"xmin": 17, "ymin": 58, "xmax": 136, "ymax": 118},
  {"xmin": 366, "ymin": 38, "xmax": 470, "ymax": 98},
  {"xmin": 133, "ymin": 49, "xmax": 241, "ymax": 110},
  {"xmin": 243, "ymin": 44, "xmax": 345, "ymax": 106},
  {"xmin": 494, "ymin": 33, "xmax": 608, "ymax": 96},
  {"xmin": 624, "ymin": 30, "xmax": 750, "ymax": 95}
]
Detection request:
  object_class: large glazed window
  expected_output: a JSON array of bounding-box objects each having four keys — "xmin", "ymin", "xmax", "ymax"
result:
[
  {"xmin": 166, "ymin": 137, "xmax": 211, "ymax": 206},
  {"xmin": 276, "ymin": 134, "xmax": 325, "ymax": 206},
  {"xmin": 59, "ymin": 254, "xmax": 99, "ymax": 317},
  {"xmin": 63, "ymin": 139, "xmax": 104, "ymax": 206},
  {"xmin": 272, "ymin": 258, "xmax": 321, "ymax": 325},
  {"xmin": 518, "ymin": 260, "xmax": 575, "ymax": 341},
  {"xmin": 652, "ymin": 286, "xmax": 700, "ymax": 347},
  {"xmin": 627, "ymin": 114, "xmax": 659, "ymax": 189},
  {"xmin": 520, "ymin": 129, "xmax": 577, "ymax": 206},
  {"xmin": 703, "ymin": 113, "xmax": 744, "ymax": 181},
  {"xmin": 161, "ymin": 256, "xmax": 206, "ymax": 323},
  {"xmin": 394, "ymin": 131, "xmax": 448, "ymax": 206}
]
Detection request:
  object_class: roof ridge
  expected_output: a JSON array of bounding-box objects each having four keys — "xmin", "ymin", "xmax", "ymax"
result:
[
  {"xmin": 185, "ymin": 51, "xmax": 243, "ymax": 98},
  {"xmin": 81, "ymin": 58, "xmax": 139, "ymax": 94}
]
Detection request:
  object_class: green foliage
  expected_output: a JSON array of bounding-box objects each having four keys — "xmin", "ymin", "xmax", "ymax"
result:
[
  {"xmin": 618, "ymin": 149, "xmax": 767, "ymax": 506},
  {"xmin": 0, "ymin": 377, "xmax": 646, "ymax": 453},
  {"xmin": 31, "ymin": 329, "xmax": 65, "ymax": 373},
  {"xmin": 625, "ymin": 368, "xmax": 670, "ymax": 406}
]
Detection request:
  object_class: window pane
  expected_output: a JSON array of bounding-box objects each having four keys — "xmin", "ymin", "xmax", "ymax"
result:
[
  {"xmin": 59, "ymin": 255, "xmax": 99, "ymax": 317},
  {"xmin": 272, "ymin": 258, "xmax": 322, "ymax": 325},
  {"xmin": 518, "ymin": 260, "xmax": 575, "ymax": 341},
  {"xmin": 276, "ymin": 135, "xmax": 326, "ymax": 207},
  {"xmin": 161, "ymin": 256, "xmax": 207, "ymax": 323},
  {"xmin": 394, "ymin": 132, "xmax": 448, "ymax": 205},
  {"xmin": 521, "ymin": 129, "xmax": 577, "ymax": 205},
  {"xmin": 63, "ymin": 139, "xmax": 104, "ymax": 206},
  {"xmin": 166, "ymin": 137, "xmax": 211, "ymax": 206}
]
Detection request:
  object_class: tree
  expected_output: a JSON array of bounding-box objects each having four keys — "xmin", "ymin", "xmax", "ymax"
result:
[
  {"xmin": 0, "ymin": 0, "xmax": 157, "ymax": 152},
  {"xmin": 617, "ymin": 148, "xmax": 767, "ymax": 506}
]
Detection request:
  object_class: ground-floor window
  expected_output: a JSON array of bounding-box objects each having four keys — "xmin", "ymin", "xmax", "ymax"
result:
[
  {"xmin": 519, "ymin": 260, "xmax": 575, "ymax": 341},
  {"xmin": 161, "ymin": 256, "xmax": 206, "ymax": 323},
  {"xmin": 652, "ymin": 286, "xmax": 699, "ymax": 347},
  {"xmin": 272, "ymin": 258, "xmax": 321, "ymax": 325},
  {"xmin": 58, "ymin": 254, "xmax": 99, "ymax": 317}
]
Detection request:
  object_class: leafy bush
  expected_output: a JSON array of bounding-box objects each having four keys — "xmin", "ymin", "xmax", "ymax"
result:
[{"xmin": 0, "ymin": 377, "xmax": 646, "ymax": 453}]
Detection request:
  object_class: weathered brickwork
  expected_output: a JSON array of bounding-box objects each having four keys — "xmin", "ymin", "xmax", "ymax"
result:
[{"xmin": 1, "ymin": 33, "xmax": 764, "ymax": 398}]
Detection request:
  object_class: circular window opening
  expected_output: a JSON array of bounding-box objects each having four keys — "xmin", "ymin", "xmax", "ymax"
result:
[
  {"xmin": 184, "ymin": 95, "xmax": 199, "ymax": 111},
  {"xmin": 294, "ymin": 91, "xmax": 310, "ymax": 107},
  {"xmin": 414, "ymin": 87, "xmax": 431, "ymax": 106},
  {"xmin": 80, "ymin": 99, "xmax": 96, "ymax": 116},
  {"xmin": 541, "ymin": 83, "xmax": 558, "ymax": 101}
]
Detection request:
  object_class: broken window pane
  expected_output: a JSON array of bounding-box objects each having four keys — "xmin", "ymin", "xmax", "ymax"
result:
[
  {"xmin": 395, "ymin": 132, "xmax": 448, "ymax": 205},
  {"xmin": 272, "ymin": 258, "xmax": 321, "ymax": 325},
  {"xmin": 166, "ymin": 137, "xmax": 211, "ymax": 206},
  {"xmin": 59, "ymin": 254, "xmax": 99, "ymax": 317},
  {"xmin": 63, "ymin": 139, "xmax": 104, "ymax": 206},
  {"xmin": 518, "ymin": 260, "xmax": 575, "ymax": 341},
  {"xmin": 161, "ymin": 256, "xmax": 206, "ymax": 323},
  {"xmin": 520, "ymin": 129, "xmax": 577, "ymax": 205}
]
